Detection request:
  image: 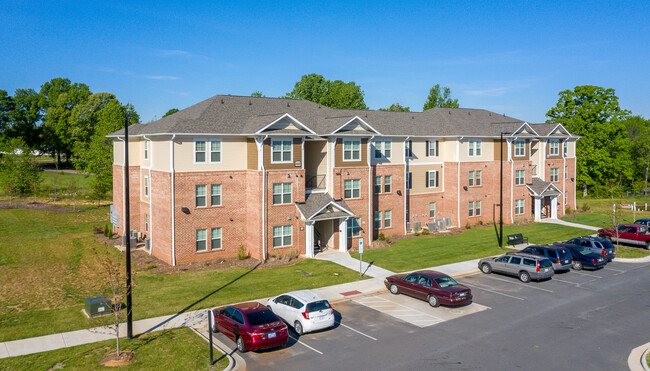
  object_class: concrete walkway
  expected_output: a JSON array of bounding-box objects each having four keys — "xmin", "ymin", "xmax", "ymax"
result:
[
  {"xmin": 628, "ymin": 341, "xmax": 650, "ymax": 371},
  {"xmin": 314, "ymin": 249, "xmax": 395, "ymax": 278},
  {"xmin": 540, "ymin": 218, "xmax": 601, "ymax": 231}
]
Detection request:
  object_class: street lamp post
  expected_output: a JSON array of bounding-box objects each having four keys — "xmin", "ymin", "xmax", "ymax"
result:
[{"xmin": 124, "ymin": 114, "xmax": 133, "ymax": 339}]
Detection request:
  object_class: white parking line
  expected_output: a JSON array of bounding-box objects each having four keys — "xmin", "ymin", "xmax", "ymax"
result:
[
  {"xmin": 336, "ymin": 322, "xmax": 378, "ymax": 341},
  {"xmin": 603, "ymin": 267, "xmax": 624, "ymax": 273},
  {"xmin": 552, "ymin": 278, "xmax": 580, "ymax": 286},
  {"xmin": 485, "ymin": 275, "xmax": 554, "ymax": 293},
  {"xmin": 572, "ymin": 271, "xmax": 602, "ymax": 278},
  {"xmin": 464, "ymin": 283, "xmax": 525, "ymax": 301},
  {"xmin": 288, "ymin": 335, "xmax": 323, "ymax": 355},
  {"xmin": 353, "ymin": 296, "xmax": 444, "ymax": 328}
]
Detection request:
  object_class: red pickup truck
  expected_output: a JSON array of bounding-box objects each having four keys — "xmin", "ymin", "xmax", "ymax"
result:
[{"xmin": 598, "ymin": 224, "xmax": 650, "ymax": 250}]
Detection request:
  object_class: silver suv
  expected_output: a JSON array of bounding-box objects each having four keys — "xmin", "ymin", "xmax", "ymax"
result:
[{"xmin": 478, "ymin": 253, "xmax": 554, "ymax": 282}]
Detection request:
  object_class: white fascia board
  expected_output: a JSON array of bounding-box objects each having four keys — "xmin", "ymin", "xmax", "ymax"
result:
[
  {"xmin": 308, "ymin": 201, "xmax": 355, "ymax": 220},
  {"xmin": 330, "ymin": 116, "xmax": 382, "ymax": 135},
  {"xmin": 514, "ymin": 122, "xmax": 540, "ymax": 136},
  {"xmin": 255, "ymin": 113, "xmax": 318, "ymax": 135}
]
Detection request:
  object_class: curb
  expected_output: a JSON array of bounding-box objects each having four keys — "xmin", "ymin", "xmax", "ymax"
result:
[
  {"xmin": 614, "ymin": 255, "xmax": 650, "ymax": 263},
  {"xmin": 628, "ymin": 342, "xmax": 650, "ymax": 371},
  {"xmin": 189, "ymin": 326, "xmax": 245, "ymax": 371}
]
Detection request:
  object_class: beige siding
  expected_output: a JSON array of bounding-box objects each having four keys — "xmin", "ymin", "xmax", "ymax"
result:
[
  {"xmin": 334, "ymin": 138, "xmax": 367, "ymax": 167},
  {"xmin": 114, "ymin": 140, "xmax": 124, "ymax": 165},
  {"xmin": 370, "ymin": 137, "xmax": 405, "ymax": 165},
  {"xmin": 174, "ymin": 136, "xmax": 248, "ymax": 172},
  {"xmin": 263, "ymin": 138, "xmax": 302, "ymax": 170},
  {"xmin": 304, "ymin": 140, "xmax": 327, "ymax": 175},
  {"xmin": 407, "ymin": 138, "xmax": 444, "ymax": 164},
  {"xmin": 459, "ymin": 139, "xmax": 495, "ymax": 162},
  {"xmin": 409, "ymin": 164, "xmax": 443, "ymax": 195},
  {"xmin": 566, "ymin": 140, "xmax": 576, "ymax": 158},
  {"xmin": 151, "ymin": 139, "xmax": 170, "ymax": 171},
  {"xmin": 140, "ymin": 169, "xmax": 150, "ymax": 202}
]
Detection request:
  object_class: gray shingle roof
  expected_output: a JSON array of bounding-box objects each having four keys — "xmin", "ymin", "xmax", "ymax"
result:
[
  {"xmin": 295, "ymin": 193, "xmax": 353, "ymax": 220},
  {"xmin": 110, "ymin": 95, "xmax": 574, "ymax": 138},
  {"xmin": 527, "ymin": 177, "xmax": 561, "ymax": 196}
]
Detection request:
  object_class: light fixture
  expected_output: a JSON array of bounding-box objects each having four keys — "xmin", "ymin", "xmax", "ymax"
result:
[
  {"xmin": 346, "ymin": 171, "xmax": 350, "ymax": 175},
  {"xmin": 181, "ymin": 207, "xmax": 190, "ymax": 214},
  {"xmin": 287, "ymin": 174, "xmax": 291, "ymax": 178},
  {"xmin": 287, "ymin": 216, "xmax": 291, "ymax": 220}
]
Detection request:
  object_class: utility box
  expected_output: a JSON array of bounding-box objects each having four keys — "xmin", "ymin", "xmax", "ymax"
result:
[{"xmin": 85, "ymin": 296, "xmax": 111, "ymax": 317}]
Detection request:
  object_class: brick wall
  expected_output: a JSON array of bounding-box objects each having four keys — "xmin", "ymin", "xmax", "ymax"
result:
[
  {"xmin": 264, "ymin": 169, "xmax": 306, "ymax": 257},
  {"xmin": 373, "ymin": 164, "xmax": 405, "ymax": 238},
  {"xmin": 333, "ymin": 166, "xmax": 371, "ymax": 248},
  {"xmin": 457, "ymin": 161, "xmax": 513, "ymax": 227},
  {"xmin": 151, "ymin": 171, "xmax": 172, "ymax": 264},
  {"xmin": 112, "ymin": 165, "xmax": 142, "ymax": 236}
]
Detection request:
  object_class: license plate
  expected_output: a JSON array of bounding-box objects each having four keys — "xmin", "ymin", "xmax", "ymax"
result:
[
  {"xmin": 598, "ymin": 258, "xmax": 603, "ymax": 262},
  {"xmin": 544, "ymin": 268, "xmax": 549, "ymax": 272},
  {"xmin": 459, "ymin": 292, "xmax": 466, "ymax": 297},
  {"xmin": 564, "ymin": 260, "xmax": 569, "ymax": 264},
  {"xmin": 268, "ymin": 332, "xmax": 276, "ymax": 338}
]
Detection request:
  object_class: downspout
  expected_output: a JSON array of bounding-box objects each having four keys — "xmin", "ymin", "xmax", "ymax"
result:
[
  {"xmin": 144, "ymin": 135, "xmax": 153, "ymax": 255},
  {"xmin": 368, "ymin": 136, "xmax": 374, "ymax": 245},
  {"xmin": 509, "ymin": 138, "xmax": 514, "ymax": 224},
  {"xmin": 562, "ymin": 139, "xmax": 566, "ymax": 215},
  {"xmin": 170, "ymin": 134, "xmax": 176, "ymax": 266},
  {"xmin": 404, "ymin": 136, "xmax": 410, "ymax": 234},
  {"xmin": 260, "ymin": 135, "xmax": 268, "ymax": 262},
  {"xmin": 457, "ymin": 137, "xmax": 463, "ymax": 227}
]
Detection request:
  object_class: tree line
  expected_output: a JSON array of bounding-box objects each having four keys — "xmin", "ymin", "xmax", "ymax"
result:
[{"xmin": 0, "ymin": 78, "xmax": 139, "ymax": 201}]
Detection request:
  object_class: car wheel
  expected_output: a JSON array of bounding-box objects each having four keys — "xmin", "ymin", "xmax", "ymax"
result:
[
  {"xmin": 572, "ymin": 261, "xmax": 583, "ymax": 270},
  {"xmin": 389, "ymin": 284, "xmax": 399, "ymax": 295},
  {"xmin": 481, "ymin": 263, "xmax": 492, "ymax": 274},
  {"xmin": 236, "ymin": 336, "xmax": 247, "ymax": 353},
  {"xmin": 294, "ymin": 321, "xmax": 304, "ymax": 336},
  {"xmin": 519, "ymin": 271, "xmax": 531, "ymax": 283},
  {"xmin": 427, "ymin": 295, "xmax": 440, "ymax": 308}
]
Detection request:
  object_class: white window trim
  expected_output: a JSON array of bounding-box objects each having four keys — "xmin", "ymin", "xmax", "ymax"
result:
[
  {"xmin": 195, "ymin": 184, "xmax": 207, "ymax": 208},
  {"xmin": 373, "ymin": 139, "xmax": 392, "ymax": 160},
  {"xmin": 342, "ymin": 139, "xmax": 362, "ymax": 162},
  {"xmin": 211, "ymin": 184, "xmax": 222, "ymax": 206},
  {"xmin": 427, "ymin": 170, "xmax": 438, "ymax": 188},
  {"xmin": 384, "ymin": 175, "xmax": 392, "ymax": 193},
  {"xmin": 374, "ymin": 211, "xmax": 382, "ymax": 230},
  {"xmin": 344, "ymin": 179, "xmax": 361, "ymax": 199},
  {"xmin": 427, "ymin": 140, "xmax": 438, "ymax": 157},
  {"xmin": 211, "ymin": 227, "xmax": 223, "ymax": 250},
  {"xmin": 272, "ymin": 182, "xmax": 293, "ymax": 205},
  {"xmin": 405, "ymin": 140, "xmax": 413, "ymax": 158},
  {"xmin": 429, "ymin": 202, "xmax": 436, "ymax": 218},
  {"xmin": 209, "ymin": 139, "xmax": 223, "ymax": 164},
  {"xmin": 273, "ymin": 225, "xmax": 293, "ymax": 248},
  {"xmin": 551, "ymin": 168, "xmax": 559, "ymax": 182},
  {"xmin": 143, "ymin": 175, "xmax": 149, "ymax": 198},
  {"xmin": 468, "ymin": 140, "xmax": 482, "ymax": 157},
  {"xmin": 196, "ymin": 228, "xmax": 207, "ymax": 252},
  {"xmin": 549, "ymin": 140, "xmax": 560, "ymax": 156},
  {"xmin": 475, "ymin": 200, "xmax": 482, "ymax": 216},
  {"xmin": 271, "ymin": 139, "xmax": 293, "ymax": 164},
  {"xmin": 144, "ymin": 140, "xmax": 149, "ymax": 160},
  {"xmin": 469, "ymin": 171, "xmax": 474, "ymax": 187},
  {"xmin": 374, "ymin": 176, "xmax": 382, "ymax": 194},
  {"xmin": 145, "ymin": 214, "xmax": 149, "ymax": 232},
  {"xmin": 194, "ymin": 138, "xmax": 208, "ymax": 164},
  {"xmin": 475, "ymin": 170, "xmax": 481, "ymax": 186},
  {"xmin": 514, "ymin": 140, "xmax": 525, "ymax": 157},
  {"xmin": 515, "ymin": 170, "xmax": 525, "ymax": 185},
  {"xmin": 347, "ymin": 217, "xmax": 361, "ymax": 237},
  {"xmin": 384, "ymin": 210, "xmax": 392, "ymax": 228},
  {"xmin": 515, "ymin": 199, "xmax": 525, "ymax": 215}
]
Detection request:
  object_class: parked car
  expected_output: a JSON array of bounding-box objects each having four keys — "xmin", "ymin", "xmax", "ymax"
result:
[
  {"xmin": 598, "ymin": 224, "xmax": 650, "ymax": 250},
  {"xmin": 633, "ymin": 219, "xmax": 650, "ymax": 227},
  {"xmin": 478, "ymin": 253, "xmax": 554, "ymax": 282},
  {"xmin": 562, "ymin": 236, "xmax": 616, "ymax": 262},
  {"xmin": 384, "ymin": 270, "xmax": 472, "ymax": 307},
  {"xmin": 509, "ymin": 245, "xmax": 572, "ymax": 272},
  {"xmin": 211, "ymin": 302, "xmax": 288, "ymax": 353},
  {"xmin": 557, "ymin": 244, "xmax": 607, "ymax": 270},
  {"xmin": 266, "ymin": 290, "xmax": 335, "ymax": 335}
]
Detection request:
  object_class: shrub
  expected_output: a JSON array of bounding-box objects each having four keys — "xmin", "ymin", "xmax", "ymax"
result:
[
  {"xmin": 288, "ymin": 247, "xmax": 298, "ymax": 260},
  {"xmin": 385, "ymin": 237, "xmax": 392, "ymax": 244},
  {"xmin": 237, "ymin": 244, "xmax": 248, "ymax": 260},
  {"xmin": 422, "ymin": 228, "xmax": 430, "ymax": 235},
  {"xmin": 103, "ymin": 222, "xmax": 113, "ymax": 238},
  {"xmin": 580, "ymin": 203, "xmax": 591, "ymax": 212},
  {"xmin": 465, "ymin": 223, "xmax": 471, "ymax": 230},
  {"xmin": 93, "ymin": 226, "xmax": 103, "ymax": 234},
  {"xmin": 146, "ymin": 264, "xmax": 156, "ymax": 270},
  {"xmin": 378, "ymin": 233, "xmax": 385, "ymax": 241}
]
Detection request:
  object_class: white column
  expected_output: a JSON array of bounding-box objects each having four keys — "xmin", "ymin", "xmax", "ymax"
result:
[
  {"xmin": 305, "ymin": 222, "xmax": 314, "ymax": 258},
  {"xmin": 339, "ymin": 218, "xmax": 348, "ymax": 252},
  {"xmin": 551, "ymin": 196, "xmax": 558, "ymax": 219},
  {"xmin": 534, "ymin": 197, "xmax": 541, "ymax": 221}
]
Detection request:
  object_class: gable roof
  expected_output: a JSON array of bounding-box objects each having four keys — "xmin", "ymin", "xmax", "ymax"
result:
[
  {"xmin": 527, "ymin": 177, "xmax": 562, "ymax": 196},
  {"xmin": 295, "ymin": 193, "xmax": 354, "ymax": 221},
  {"xmin": 109, "ymin": 95, "xmax": 573, "ymax": 139}
]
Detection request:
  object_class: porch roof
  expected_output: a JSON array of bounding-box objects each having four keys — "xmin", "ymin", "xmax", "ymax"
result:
[
  {"xmin": 527, "ymin": 177, "xmax": 561, "ymax": 197},
  {"xmin": 295, "ymin": 193, "xmax": 354, "ymax": 221}
]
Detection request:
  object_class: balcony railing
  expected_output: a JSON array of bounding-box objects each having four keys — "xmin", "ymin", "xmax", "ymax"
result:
[
  {"xmin": 306, "ymin": 174, "xmax": 327, "ymax": 190},
  {"xmin": 531, "ymin": 165, "xmax": 538, "ymax": 176}
]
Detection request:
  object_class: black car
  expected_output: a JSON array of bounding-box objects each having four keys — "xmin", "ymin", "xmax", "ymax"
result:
[
  {"xmin": 557, "ymin": 243, "xmax": 606, "ymax": 270},
  {"xmin": 514, "ymin": 245, "xmax": 572, "ymax": 272},
  {"xmin": 563, "ymin": 236, "xmax": 616, "ymax": 262}
]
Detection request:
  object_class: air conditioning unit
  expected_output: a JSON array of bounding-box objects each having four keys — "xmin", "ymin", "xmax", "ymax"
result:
[{"xmin": 145, "ymin": 238, "xmax": 151, "ymax": 251}]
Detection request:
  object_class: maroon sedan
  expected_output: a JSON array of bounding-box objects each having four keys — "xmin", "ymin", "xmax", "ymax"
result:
[
  {"xmin": 211, "ymin": 302, "xmax": 288, "ymax": 353},
  {"xmin": 384, "ymin": 270, "xmax": 472, "ymax": 307}
]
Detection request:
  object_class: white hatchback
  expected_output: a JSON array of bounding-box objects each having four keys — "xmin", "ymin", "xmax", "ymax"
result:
[{"xmin": 266, "ymin": 290, "xmax": 335, "ymax": 335}]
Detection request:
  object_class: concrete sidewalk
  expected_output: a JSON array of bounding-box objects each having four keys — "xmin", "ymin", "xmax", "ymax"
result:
[
  {"xmin": 540, "ymin": 218, "xmax": 600, "ymax": 231},
  {"xmin": 314, "ymin": 249, "xmax": 395, "ymax": 278}
]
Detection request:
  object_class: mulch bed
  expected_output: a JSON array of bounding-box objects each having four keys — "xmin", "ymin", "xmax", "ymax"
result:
[
  {"xmin": 99, "ymin": 351, "xmax": 135, "ymax": 367},
  {"xmin": 0, "ymin": 202, "xmax": 83, "ymax": 213}
]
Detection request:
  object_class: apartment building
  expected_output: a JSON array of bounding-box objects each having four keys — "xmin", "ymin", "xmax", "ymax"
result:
[{"xmin": 109, "ymin": 95, "xmax": 578, "ymax": 265}]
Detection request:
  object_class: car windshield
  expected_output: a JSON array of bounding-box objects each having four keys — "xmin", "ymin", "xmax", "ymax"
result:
[
  {"xmin": 306, "ymin": 300, "xmax": 331, "ymax": 312},
  {"xmin": 557, "ymin": 248, "xmax": 571, "ymax": 259},
  {"xmin": 576, "ymin": 247, "xmax": 592, "ymax": 255},
  {"xmin": 245, "ymin": 309, "xmax": 278, "ymax": 326},
  {"xmin": 539, "ymin": 259, "xmax": 552, "ymax": 268},
  {"xmin": 434, "ymin": 277, "xmax": 458, "ymax": 288}
]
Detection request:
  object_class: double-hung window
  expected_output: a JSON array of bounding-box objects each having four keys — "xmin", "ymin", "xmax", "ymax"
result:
[
  {"xmin": 344, "ymin": 179, "xmax": 360, "ymax": 199},
  {"xmin": 195, "ymin": 140, "xmax": 207, "ymax": 163},
  {"xmin": 406, "ymin": 172, "xmax": 412, "ymax": 190},
  {"xmin": 515, "ymin": 199, "xmax": 525, "ymax": 215},
  {"xmin": 374, "ymin": 176, "xmax": 382, "ymax": 194},
  {"xmin": 144, "ymin": 140, "xmax": 149, "ymax": 160},
  {"xmin": 271, "ymin": 139, "xmax": 292, "ymax": 163},
  {"xmin": 384, "ymin": 176, "xmax": 391, "ymax": 193},
  {"xmin": 145, "ymin": 214, "xmax": 149, "ymax": 232},
  {"xmin": 196, "ymin": 229, "xmax": 207, "ymax": 251},
  {"xmin": 210, "ymin": 140, "xmax": 222, "ymax": 163},
  {"xmin": 469, "ymin": 171, "xmax": 475, "ymax": 187},
  {"xmin": 469, "ymin": 170, "xmax": 480, "ymax": 186},
  {"xmin": 514, "ymin": 140, "xmax": 525, "ymax": 157},
  {"xmin": 272, "ymin": 183, "xmax": 292, "ymax": 204},
  {"xmin": 374, "ymin": 139, "xmax": 392, "ymax": 159},
  {"xmin": 405, "ymin": 140, "xmax": 413, "ymax": 158},
  {"xmin": 211, "ymin": 184, "xmax": 222, "ymax": 206},
  {"xmin": 550, "ymin": 168, "xmax": 559, "ymax": 182},
  {"xmin": 468, "ymin": 140, "xmax": 482, "ymax": 157},
  {"xmin": 195, "ymin": 185, "xmax": 207, "ymax": 207},
  {"xmin": 211, "ymin": 227, "xmax": 222, "ymax": 250},
  {"xmin": 469, "ymin": 201, "xmax": 474, "ymax": 217},
  {"xmin": 469, "ymin": 201, "xmax": 481, "ymax": 217},
  {"xmin": 144, "ymin": 175, "xmax": 149, "ymax": 197},
  {"xmin": 563, "ymin": 141, "xmax": 568, "ymax": 156},
  {"xmin": 426, "ymin": 170, "xmax": 438, "ymax": 188},
  {"xmin": 427, "ymin": 140, "xmax": 438, "ymax": 157},
  {"xmin": 429, "ymin": 202, "xmax": 436, "ymax": 218},
  {"xmin": 475, "ymin": 170, "xmax": 481, "ymax": 186},
  {"xmin": 515, "ymin": 170, "xmax": 525, "ymax": 185},
  {"xmin": 273, "ymin": 225, "xmax": 292, "ymax": 247},
  {"xmin": 549, "ymin": 140, "xmax": 560, "ymax": 156},
  {"xmin": 384, "ymin": 210, "xmax": 392, "ymax": 228},
  {"xmin": 343, "ymin": 139, "xmax": 361, "ymax": 161},
  {"xmin": 347, "ymin": 218, "xmax": 361, "ymax": 237},
  {"xmin": 565, "ymin": 166, "xmax": 568, "ymax": 179},
  {"xmin": 374, "ymin": 211, "xmax": 382, "ymax": 229}
]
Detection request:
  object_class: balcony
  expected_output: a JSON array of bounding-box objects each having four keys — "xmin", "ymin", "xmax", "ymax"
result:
[{"xmin": 306, "ymin": 174, "xmax": 327, "ymax": 191}]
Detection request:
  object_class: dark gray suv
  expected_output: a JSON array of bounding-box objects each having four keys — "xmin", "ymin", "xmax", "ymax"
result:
[
  {"xmin": 478, "ymin": 253, "xmax": 554, "ymax": 283},
  {"xmin": 513, "ymin": 245, "xmax": 573, "ymax": 272},
  {"xmin": 563, "ymin": 236, "xmax": 616, "ymax": 262}
]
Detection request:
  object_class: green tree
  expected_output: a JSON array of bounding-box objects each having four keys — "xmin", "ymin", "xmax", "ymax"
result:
[
  {"xmin": 379, "ymin": 102, "xmax": 410, "ymax": 112},
  {"xmin": 623, "ymin": 115, "xmax": 650, "ymax": 194},
  {"xmin": 423, "ymin": 84, "xmax": 459, "ymax": 110},
  {"xmin": 0, "ymin": 138, "xmax": 42, "ymax": 199},
  {"xmin": 8, "ymin": 89, "xmax": 43, "ymax": 149},
  {"xmin": 0, "ymin": 90, "xmax": 14, "ymax": 137},
  {"xmin": 162, "ymin": 108, "xmax": 179, "ymax": 118},
  {"xmin": 285, "ymin": 73, "xmax": 368, "ymax": 110},
  {"xmin": 40, "ymin": 78, "xmax": 92, "ymax": 167},
  {"xmin": 546, "ymin": 85, "xmax": 631, "ymax": 197},
  {"xmin": 250, "ymin": 91, "xmax": 265, "ymax": 97}
]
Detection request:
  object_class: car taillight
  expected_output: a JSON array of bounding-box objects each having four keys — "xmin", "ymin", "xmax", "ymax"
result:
[
  {"xmin": 592, "ymin": 258, "xmax": 596, "ymax": 264},
  {"xmin": 601, "ymin": 250, "xmax": 606, "ymax": 255},
  {"xmin": 251, "ymin": 332, "xmax": 264, "ymax": 339},
  {"xmin": 279, "ymin": 327, "xmax": 287, "ymax": 334},
  {"xmin": 302, "ymin": 310, "xmax": 310, "ymax": 320},
  {"xmin": 556, "ymin": 259, "xmax": 560, "ymax": 264},
  {"xmin": 536, "ymin": 260, "xmax": 540, "ymax": 272}
]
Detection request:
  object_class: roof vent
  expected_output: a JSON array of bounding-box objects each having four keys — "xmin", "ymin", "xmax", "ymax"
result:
[
  {"xmin": 287, "ymin": 102, "xmax": 290, "ymax": 107},
  {"xmin": 489, "ymin": 112, "xmax": 491, "ymax": 116},
  {"xmin": 221, "ymin": 99, "xmax": 224, "ymax": 104},
  {"xmin": 249, "ymin": 100, "xmax": 252, "ymax": 105},
  {"xmin": 412, "ymin": 116, "xmax": 415, "ymax": 119},
  {"xmin": 365, "ymin": 113, "xmax": 368, "ymax": 117},
  {"xmin": 448, "ymin": 111, "xmax": 451, "ymax": 114},
  {"xmin": 468, "ymin": 112, "xmax": 470, "ymax": 115},
  {"xmin": 503, "ymin": 113, "xmax": 506, "ymax": 116}
]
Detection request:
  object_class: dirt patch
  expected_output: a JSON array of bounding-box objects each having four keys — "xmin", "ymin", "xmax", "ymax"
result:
[
  {"xmin": 99, "ymin": 351, "xmax": 135, "ymax": 367},
  {"xmin": 0, "ymin": 202, "xmax": 83, "ymax": 213},
  {"xmin": 47, "ymin": 362, "xmax": 64, "ymax": 371}
]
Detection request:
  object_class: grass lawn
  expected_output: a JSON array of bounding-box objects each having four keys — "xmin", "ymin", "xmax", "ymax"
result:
[
  {"xmin": 351, "ymin": 222, "xmax": 594, "ymax": 272},
  {"xmin": 0, "ymin": 327, "xmax": 227, "ymax": 370},
  {"xmin": 0, "ymin": 207, "xmax": 363, "ymax": 342}
]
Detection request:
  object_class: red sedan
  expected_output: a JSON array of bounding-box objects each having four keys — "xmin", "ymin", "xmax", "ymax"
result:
[
  {"xmin": 211, "ymin": 302, "xmax": 288, "ymax": 352},
  {"xmin": 384, "ymin": 270, "xmax": 472, "ymax": 307}
]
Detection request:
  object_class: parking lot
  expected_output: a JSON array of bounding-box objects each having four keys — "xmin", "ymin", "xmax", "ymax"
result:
[{"xmin": 213, "ymin": 261, "xmax": 650, "ymax": 370}]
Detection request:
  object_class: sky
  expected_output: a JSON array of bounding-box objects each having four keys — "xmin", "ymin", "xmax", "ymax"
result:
[{"xmin": 1, "ymin": 1, "xmax": 648, "ymax": 124}]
